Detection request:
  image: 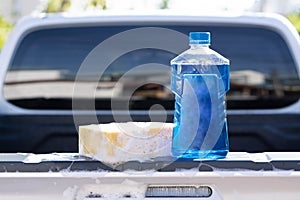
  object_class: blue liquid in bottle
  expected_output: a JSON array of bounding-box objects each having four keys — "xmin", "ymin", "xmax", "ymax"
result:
[{"xmin": 171, "ymin": 32, "xmax": 230, "ymax": 159}]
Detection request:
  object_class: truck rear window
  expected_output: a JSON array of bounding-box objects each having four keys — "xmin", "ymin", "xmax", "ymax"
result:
[{"xmin": 4, "ymin": 25, "xmax": 300, "ymax": 110}]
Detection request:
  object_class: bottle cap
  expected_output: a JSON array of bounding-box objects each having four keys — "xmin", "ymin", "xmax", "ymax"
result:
[{"xmin": 189, "ymin": 32, "xmax": 210, "ymax": 45}]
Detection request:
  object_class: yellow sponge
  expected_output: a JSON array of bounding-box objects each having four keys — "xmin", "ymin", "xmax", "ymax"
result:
[{"xmin": 79, "ymin": 122, "xmax": 174, "ymax": 164}]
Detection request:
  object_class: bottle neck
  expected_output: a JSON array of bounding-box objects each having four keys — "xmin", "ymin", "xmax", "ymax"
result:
[{"xmin": 189, "ymin": 44, "xmax": 210, "ymax": 49}]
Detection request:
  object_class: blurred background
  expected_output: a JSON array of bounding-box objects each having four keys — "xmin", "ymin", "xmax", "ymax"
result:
[{"xmin": 0, "ymin": 0, "xmax": 300, "ymax": 50}]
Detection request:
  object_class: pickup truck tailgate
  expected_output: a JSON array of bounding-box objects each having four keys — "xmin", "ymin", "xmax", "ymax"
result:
[{"xmin": 0, "ymin": 152, "xmax": 299, "ymax": 199}]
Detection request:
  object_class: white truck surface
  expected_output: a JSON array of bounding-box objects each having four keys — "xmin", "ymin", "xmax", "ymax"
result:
[{"xmin": 0, "ymin": 12, "xmax": 299, "ymax": 199}]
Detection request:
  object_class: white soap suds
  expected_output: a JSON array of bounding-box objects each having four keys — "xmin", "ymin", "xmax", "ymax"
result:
[
  {"xmin": 63, "ymin": 185, "xmax": 78, "ymax": 200},
  {"xmin": 75, "ymin": 179, "xmax": 147, "ymax": 200}
]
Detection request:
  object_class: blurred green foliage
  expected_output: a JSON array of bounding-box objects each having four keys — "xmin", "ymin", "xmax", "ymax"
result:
[
  {"xmin": 160, "ymin": 0, "xmax": 169, "ymax": 9},
  {"xmin": 287, "ymin": 12, "xmax": 300, "ymax": 33},
  {"xmin": 0, "ymin": 15, "xmax": 13, "ymax": 50},
  {"xmin": 44, "ymin": 0, "xmax": 71, "ymax": 13},
  {"xmin": 89, "ymin": 0, "xmax": 107, "ymax": 10},
  {"xmin": 44, "ymin": 0, "xmax": 107, "ymax": 13}
]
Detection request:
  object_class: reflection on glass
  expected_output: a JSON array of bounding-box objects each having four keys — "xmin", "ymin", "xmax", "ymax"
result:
[{"xmin": 4, "ymin": 25, "xmax": 300, "ymax": 110}]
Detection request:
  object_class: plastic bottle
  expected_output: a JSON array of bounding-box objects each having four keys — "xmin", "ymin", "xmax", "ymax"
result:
[{"xmin": 171, "ymin": 32, "xmax": 230, "ymax": 159}]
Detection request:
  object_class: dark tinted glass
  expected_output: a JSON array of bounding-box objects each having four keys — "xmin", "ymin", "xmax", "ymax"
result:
[{"xmin": 4, "ymin": 25, "xmax": 300, "ymax": 110}]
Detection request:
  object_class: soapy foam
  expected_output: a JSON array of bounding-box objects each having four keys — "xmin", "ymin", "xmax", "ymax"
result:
[{"xmin": 75, "ymin": 179, "xmax": 147, "ymax": 200}]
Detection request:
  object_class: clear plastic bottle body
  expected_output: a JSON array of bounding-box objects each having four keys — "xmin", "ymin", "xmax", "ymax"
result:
[{"xmin": 171, "ymin": 43, "xmax": 230, "ymax": 159}]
